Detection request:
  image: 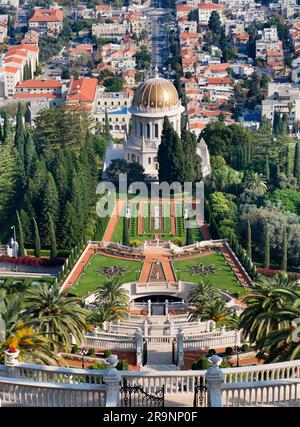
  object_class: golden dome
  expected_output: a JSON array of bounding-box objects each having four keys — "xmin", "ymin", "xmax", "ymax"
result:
[{"xmin": 133, "ymin": 70, "xmax": 179, "ymax": 111}]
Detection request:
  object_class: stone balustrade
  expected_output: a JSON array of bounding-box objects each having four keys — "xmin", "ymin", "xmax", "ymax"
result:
[{"xmin": 1, "ymin": 357, "xmax": 300, "ymax": 407}]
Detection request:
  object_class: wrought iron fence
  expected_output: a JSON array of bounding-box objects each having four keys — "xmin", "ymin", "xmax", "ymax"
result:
[
  {"xmin": 193, "ymin": 376, "xmax": 208, "ymax": 407},
  {"xmin": 120, "ymin": 378, "xmax": 165, "ymax": 407}
]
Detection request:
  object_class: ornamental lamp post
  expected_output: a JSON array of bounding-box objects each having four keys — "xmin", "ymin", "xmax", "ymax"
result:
[
  {"xmin": 79, "ymin": 348, "xmax": 88, "ymax": 369},
  {"xmin": 233, "ymin": 345, "xmax": 242, "ymax": 368}
]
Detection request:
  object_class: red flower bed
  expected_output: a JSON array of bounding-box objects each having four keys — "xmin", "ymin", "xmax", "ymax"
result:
[
  {"xmin": 0, "ymin": 255, "xmax": 64, "ymax": 267},
  {"xmin": 258, "ymin": 267, "xmax": 300, "ymax": 279}
]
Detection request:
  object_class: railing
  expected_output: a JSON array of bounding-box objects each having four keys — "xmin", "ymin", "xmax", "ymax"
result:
[
  {"xmin": 16, "ymin": 363, "xmax": 104, "ymax": 385},
  {"xmin": 0, "ymin": 377, "xmax": 106, "ymax": 407},
  {"xmin": 85, "ymin": 334, "xmax": 136, "ymax": 351},
  {"xmin": 183, "ymin": 331, "xmax": 241, "ymax": 350},
  {"xmin": 222, "ymin": 379, "xmax": 300, "ymax": 407}
]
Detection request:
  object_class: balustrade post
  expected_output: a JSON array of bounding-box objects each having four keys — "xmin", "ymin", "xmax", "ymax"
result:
[
  {"xmin": 235, "ymin": 330, "xmax": 241, "ymax": 346},
  {"xmin": 143, "ymin": 320, "xmax": 148, "ymax": 336},
  {"xmin": 177, "ymin": 327, "xmax": 184, "ymax": 367},
  {"xmin": 135, "ymin": 328, "xmax": 143, "ymax": 367},
  {"xmin": 205, "ymin": 355, "xmax": 224, "ymax": 407},
  {"xmin": 169, "ymin": 320, "xmax": 175, "ymax": 335},
  {"xmin": 165, "ymin": 299, "xmax": 169, "ymax": 317},
  {"xmin": 5, "ymin": 349, "xmax": 20, "ymax": 378},
  {"xmin": 147, "ymin": 299, "xmax": 151, "ymax": 318},
  {"xmin": 220, "ymin": 325, "xmax": 226, "ymax": 335},
  {"xmin": 108, "ymin": 321, "xmax": 112, "ymax": 333},
  {"xmin": 93, "ymin": 326, "xmax": 99, "ymax": 337},
  {"xmin": 103, "ymin": 355, "xmax": 121, "ymax": 407}
]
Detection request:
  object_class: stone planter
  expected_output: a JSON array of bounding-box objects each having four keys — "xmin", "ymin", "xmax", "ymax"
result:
[{"xmin": 5, "ymin": 348, "xmax": 20, "ymax": 365}]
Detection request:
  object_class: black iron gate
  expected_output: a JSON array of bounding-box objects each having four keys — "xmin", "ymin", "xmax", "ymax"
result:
[
  {"xmin": 142, "ymin": 338, "xmax": 147, "ymax": 366},
  {"xmin": 120, "ymin": 378, "xmax": 165, "ymax": 407},
  {"xmin": 172, "ymin": 338, "xmax": 177, "ymax": 366},
  {"xmin": 193, "ymin": 377, "xmax": 208, "ymax": 407}
]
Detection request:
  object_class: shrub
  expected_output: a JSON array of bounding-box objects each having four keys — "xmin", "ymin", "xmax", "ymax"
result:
[
  {"xmin": 225, "ymin": 347, "xmax": 233, "ymax": 356},
  {"xmin": 241, "ymin": 343, "xmax": 249, "ymax": 352},
  {"xmin": 130, "ymin": 240, "xmax": 143, "ymax": 247},
  {"xmin": 207, "ymin": 349, "xmax": 216, "ymax": 356},
  {"xmin": 71, "ymin": 344, "xmax": 79, "ymax": 354},
  {"xmin": 191, "ymin": 357, "xmax": 209, "ymax": 370},
  {"xmin": 88, "ymin": 348, "xmax": 96, "ymax": 357},
  {"xmin": 88, "ymin": 362, "xmax": 107, "ymax": 370},
  {"xmin": 104, "ymin": 349, "xmax": 112, "ymax": 358},
  {"xmin": 116, "ymin": 359, "xmax": 129, "ymax": 370},
  {"xmin": 220, "ymin": 361, "xmax": 232, "ymax": 368}
]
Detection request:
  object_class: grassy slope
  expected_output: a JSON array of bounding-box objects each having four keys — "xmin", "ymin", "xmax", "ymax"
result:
[
  {"xmin": 173, "ymin": 252, "xmax": 246, "ymax": 296},
  {"xmin": 72, "ymin": 254, "xmax": 142, "ymax": 297}
]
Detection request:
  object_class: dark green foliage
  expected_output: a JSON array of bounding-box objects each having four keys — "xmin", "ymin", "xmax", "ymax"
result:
[
  {"xmin": 191, "ymin": 357, "xmax": 209, "ymax": 370},
  {"xmin": 246, "ymin": 219, "xmax": 252, "ymax": 260},
  {"xmin": 282, "ymin": 225, "xmax": 287, "ymax": 272},
  {"xmin": 16, "ymin": 210, "xmax": 25, "ymax": 256},
  {"xmin": 186, "ymin": 225, "xmax": 194, "ymax": 245},
  {"xmin": 32, "ymin": 217, "xmax": 41, "ymax": 258},
  {"xmin": 285, "ymin": 144, "xmax": 291, "ymax": 177},
  {"xmin": 48, "ymin": 213, "xmax": 57, "ymax": 259},
  {"xmin": 122, "ymin": 217, "xmax": 130, "ymax": 246},
  {"xmin": 225, "ymin": 347, "xmax": 233, "ymax": 355},
  {"xmin": 265, "ymin": 155, "xmax": 270, "ymax": 181},
  {"xmin": 293, "ymin": 141, "xmax": 300, "ymax": 186}
]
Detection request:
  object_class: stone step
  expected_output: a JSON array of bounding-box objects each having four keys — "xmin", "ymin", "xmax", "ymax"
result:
[{"xmin": 141, "ymin": 364, "xmax": 179, "ymax": 371}]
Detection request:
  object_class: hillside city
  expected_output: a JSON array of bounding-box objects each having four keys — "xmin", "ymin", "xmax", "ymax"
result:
[{"xmin": 0, "ymin": 0, "xmax": 300, "ymax": 410}]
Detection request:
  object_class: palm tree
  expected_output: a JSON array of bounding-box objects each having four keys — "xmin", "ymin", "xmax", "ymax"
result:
[
  {"xmin": 23, "ymin": 283, "xmax": 87, "ymax": 352},
  {"xmin": 187, "ymin": 279, "xmax": 220, "ymax": 307},
  {"xmin": 240, "ymin": 277, "xmax": 300, "ymax": 352},
  {"xmin": 244, "ymin": 173, "xmax": 267, "ymax": 195},
  {"xmin": 0, "ymin": 292, "xmax": 58, "ymax": 365},
  {"xmin": 189, "ymin": 298, "xmax": 237, "ymax": 327},
  {"xmin": 94, "ymin": 278, "xmax": 129, "ymax": 311}
]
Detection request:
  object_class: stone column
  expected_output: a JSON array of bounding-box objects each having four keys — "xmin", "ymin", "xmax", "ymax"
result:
[
  {"xmin": 5, "ymin": 349, "xmax": 20, "ymax": 378},
  {"xmin": 103, "ymin": 355, "xmax": 121, "ymax": 407},
  {"xmin": 169, "ymin": 320, "xmax": 175, "ymax": 335},
  {"xmin": 235, "ymin": 330, "xmax": 241, "ymax": 346},
  {"xmin": 205, "ymin": 355, "xmax": 224, "ymax": 407},
  {"xmin": 135, "ymin": 328, "xmax": 143, "ymax": 367},
  {"xmin": 147, "ymin": 299, "xmax": 151, "ymax": 318},
  {"xmin": 220, "ymin": 325, "xmax": 226, "ymax": 335},
  {"xmin": 165, "ymin": 299, "xmax": 169, "ymax": 317},
  {"xmin": 177, "ymin": 327, "xmax": 184, "ymax": 367},
  {"xmin": 93, "ymin": 326, "xmax": 99, "ymax": 337}
]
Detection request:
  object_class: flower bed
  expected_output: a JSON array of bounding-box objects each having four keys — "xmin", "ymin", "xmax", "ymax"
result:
[{"xmin": 0, "ymin": 255, "xmax": 64, "ymax": 267}]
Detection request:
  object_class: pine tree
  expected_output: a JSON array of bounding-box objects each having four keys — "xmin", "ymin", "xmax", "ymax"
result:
[
  {"xmin": 59, "ymin": 201, "xmax": 78, "ymax": 248},
  {"xmin": 32, "ymin": 217, "xmax": 41, "ymax": 258},
  {"xmin": 293, "ymin": 141, "xmax": 300, "ymax": 186},
  {"xmin": 285, "ymin": 144, "xmax": 291, "ymax": 177},
  {"xmin": 19, "ymin": 209, "xmax": 32, "ymax": 246},
  {"xmin": 264, "ymin": 222, "xmax": 270, "ymax": 269},
  {"xmin": 48, "ymin": 213, "xmax": 57, "ymax": 259},
  {"xmin": 122, "ymin": 217, "xmax": 130, "ymax": 246},
  {"xmin": 16, "ymin": 210, "xmax": 25, "ymax": 256},
  {"xmin": 246, "ymin": 219, "xmax": 252, "ymax": 260},
  {"xmin": 265, "ymin": 155, "xmax": 270, "ymax": 181},
  {"xmin": 273, "ymin": 111, "xmax": 282, "ymax": 135},
  {"xmin": 24, "ymin": 131, "xmax": 37, "ymax": 178},
  {"xmin": 282, "ymin": 225, "xmax": 288, "ymax": 272},
  {"xmin": 0, "ymin": 144, "xmax": 17, "ymax": 222}
]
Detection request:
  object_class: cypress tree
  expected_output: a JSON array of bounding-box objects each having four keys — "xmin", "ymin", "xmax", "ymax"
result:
[
  {"xmin": 246, "ymin": 219, "xmax": 252, "ymax": 260},
  {"xmin": 104, "ymin": 109, "xmax": 110, "ymax": 138},
  {"xmin": 19, "ymin": 208, "xmax": 32, "ymax": 246},
  {"xmin": 48, "ymin": 213, "xmax": 57, "ymax": 259},
  {"xmin": 264, "ymin": 222, "xmax": 270, "ymax": 269},
  {"xmin": 122, "ymin": 217, "xmax": 130, "ymax": 246},
  {"xmin": 282, "ymin": 225, "xmax": 288, "ymax": 272},
  {"xmin": 285, "ymin": 144, "xmax": 291, "ymax": 177},
  {"xmin": 24, "ymin": 131, "xmax": 37, "ymax": 177},
  {"xmin": 32, "ymin": 217, "xmax": 41, "ymax": 258},
  {"xmin": 16, "ymin": 210, "xmax": 25, "ymax": 256},
  {"xmin": 273, "ymin": 111, "xmax": 282, "ymax": 135},
  {"xmin": 186, "ymin": 225, "xmax": 194, "ymax": 245},
  {"xmin": 293, "ymin": 141, "xmax": 300, "ymax": 186},
  {"xmin": 3, "ymin": 112, "xmax": 10, "ymax": 143},
  {"xmin": 265, "ymin": 155, "xmax": 270, "ymax": 181},
  {"xmin": 41, "ymin": 172, "xmax": 59, "ymax": 245}
]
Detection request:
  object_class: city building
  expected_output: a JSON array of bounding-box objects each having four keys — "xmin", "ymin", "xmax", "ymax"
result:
[
  {"xmin": 66, "ymin": 77, "xmax": 98, "ymax": 112},
  {"xmin": 28, "ymin": 8, "xmax": 64, "ymax": 37},
  {"xmin": 198, "ymin": 3, "xmax": 223, "ymax": 24}
]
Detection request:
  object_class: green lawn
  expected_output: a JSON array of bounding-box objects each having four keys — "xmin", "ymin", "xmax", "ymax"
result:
[
  {"xmin": 72, "ymin": 254, "xmax": 142, "ymax": 297},
  {"xmin": 173, "ymin": 252, "xmax": 246, "ymax": 296}
]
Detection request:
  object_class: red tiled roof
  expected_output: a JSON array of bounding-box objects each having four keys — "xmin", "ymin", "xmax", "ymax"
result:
[
  {"xmin": 207, "ymin": 77, "xmax": 232, "ymax": 85},
  {"xmin": 14, "ymin": 93, "xmax": 60, "ymax": 99},
  {"xmin": 198, "ymin": 3, "xmax": 222, "ymax": 9},
  {"xmin": 176, "ymin": 5, "xmax": 192, "ymax": 12},
  {"xmin": 29, "ymin": 8, "xmax": 63, "ymax": 23},
  {"xmin": 66, "ymin": 77, "xmax": 98, "ymax": 103},
  {"xmin": 16, "ymin": 79, "xmax": 62, "ymax": 89}
]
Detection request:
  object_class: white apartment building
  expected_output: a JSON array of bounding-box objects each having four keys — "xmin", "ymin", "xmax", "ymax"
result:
[
  {"xmin": 0, "ymin": 0, "xmax": 19, "ymax": 8},
  {"xmin": 92, "ymin": 23, "xmax": 129, "ymax": 40},
  {"xmin": 256, "ymin": 27, "xmax": 280, "ymax": 59},
  {"xmin": 198, "ymin": 3, "xmax": 223, "ymax": 24},
  {"xmin": 262, "ymin": 82, "xmax": 300, "ymax": 128},
  {"xmin": 0, "ymin": 15, "xmax": 7, "ymax": 43}
]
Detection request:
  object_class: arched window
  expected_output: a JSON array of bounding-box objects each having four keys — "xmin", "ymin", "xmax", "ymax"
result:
[
  {"xmin": 154, "ymin": 123, "xmax": 159, "ymax": 138},
  {"xmin": 131, "ymin": 154, "xmax": 136, "ymax": 162},
  {"xmin": 147, "ymin": 123, "xmax": 151, "ymax": 138},
  {"xmin": 140, "ymin": 122, "xmax": 143, "ymax": 137}
]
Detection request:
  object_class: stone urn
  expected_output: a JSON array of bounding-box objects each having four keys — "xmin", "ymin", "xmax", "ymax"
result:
[
  {"xmin": 106, "ymin": 354, "xmax": 118, "ymax": 368},
  {"xmin": 5, "ymin": 348, "xmax": 20, "ymax": 365}
]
